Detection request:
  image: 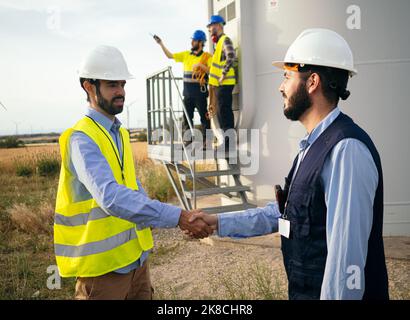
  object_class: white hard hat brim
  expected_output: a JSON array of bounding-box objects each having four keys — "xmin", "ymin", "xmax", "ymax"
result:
[{"xmin": 272, "ymin": 60, "xmax": 357, "ymax": 76}]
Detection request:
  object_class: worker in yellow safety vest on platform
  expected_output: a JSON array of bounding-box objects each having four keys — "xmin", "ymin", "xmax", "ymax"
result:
[
  {"xmin": 154, "ymin": 31, "xmax": 212, "ymax": 148},
  {"xmin": 207, "ymin": 15, "xmax": 237, "ymax": 152},
  {"xmin": 54, "ymin": 45, "xmax": 213, "ymax": 300}
]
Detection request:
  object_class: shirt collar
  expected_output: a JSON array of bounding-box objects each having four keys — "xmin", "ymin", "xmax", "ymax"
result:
[
  {"xmin": 299, "ymin": 107, "xmax": 341, "ymax": 151},
  {"xmin": 86, "ymin": 107, "xmax": 122, "ymax": 132},
  {"xmin": 190, "ymin": 50, "xmax": 203, "ymax": 57}
]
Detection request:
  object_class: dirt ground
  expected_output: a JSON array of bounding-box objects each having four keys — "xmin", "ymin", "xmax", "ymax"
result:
[{"xmin": 150, "ymin": 228, "xmax": 410, "ymax": 300}]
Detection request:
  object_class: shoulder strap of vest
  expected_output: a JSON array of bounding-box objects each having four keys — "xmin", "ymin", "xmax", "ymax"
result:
[
  {"xmin": 285, "ymin": 155, "xmax": 299, "ymax": 189},
  {"xmin": 295, "ymin": 112, "xmax": 381, "ymax": 185},
  {"xmin": 216, "ymin": 34, "xmax": 227, "ymax": 50}
]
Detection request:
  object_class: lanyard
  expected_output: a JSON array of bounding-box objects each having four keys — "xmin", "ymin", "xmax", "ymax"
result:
[
  {"xmin": 288, "ymin": 131, "xmax": 312, "ymax": 192},
  {"xmin": 283, "ymin": 132, "xmax": 313, "ymax": 219},
  {"xmin": 85, "ymin": 115, "xmax": 125, "ymax": 181}
]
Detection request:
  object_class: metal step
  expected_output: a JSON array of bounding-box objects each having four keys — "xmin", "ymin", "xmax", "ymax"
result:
[
  {"xmin": 180, "ymin": 168, "xmax": 241, "ymax": 181},
  {"xmin": 185, "ymin": 185, "xmax": 251, "ymax": 199},
  {"xmin": 201, "ymin": 203, "xmax": 257, "ymax": 214}
]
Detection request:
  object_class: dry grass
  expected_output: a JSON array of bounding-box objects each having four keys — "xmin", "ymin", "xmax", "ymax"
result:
[
  {"xmin": 9, "ymin": 202, "xmax": 54, "ymax": 235},
  {"xmin": 0, "ymin": 144, "xmax": 60, "ymax": 174},
  {"xmin": 130, "ymin": 142, "xmax": 148, "ymax": 161},
  {"xmin": 208, "ymin": 262, "xmax": 287, "ymax": 300}
]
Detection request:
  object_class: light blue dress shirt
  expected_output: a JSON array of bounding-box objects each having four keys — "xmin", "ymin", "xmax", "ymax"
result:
[
  {"xmin": 69, "ymin": 108, "xmax": 182, "ymax": 274},
  {"xmin": 218, "ymin": 107, "xmax": 378, "ymax": 300}
]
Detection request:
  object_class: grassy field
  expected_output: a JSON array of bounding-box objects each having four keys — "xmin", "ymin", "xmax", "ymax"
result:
[{"xmin": 0, "ymin": 142, "xmax": 176, "ymax": 299}]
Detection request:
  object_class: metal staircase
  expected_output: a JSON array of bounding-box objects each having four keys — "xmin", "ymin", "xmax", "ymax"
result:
[{"xmin": 146, "ymin": 67, "xmax": 256, "ymax": 213}]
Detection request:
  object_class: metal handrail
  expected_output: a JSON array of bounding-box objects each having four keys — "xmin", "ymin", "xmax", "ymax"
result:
[
  {"xmin": 168, "ymin": 67, "xmax": 197, "ymax": 209},
  {"xmin": 146, "ymin": 66, "xmax": 197, "ymax": 209}
]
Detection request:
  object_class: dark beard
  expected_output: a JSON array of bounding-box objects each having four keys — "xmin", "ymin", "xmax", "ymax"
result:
[
  {"xmin": 96, "ymin": 87, "xmax": 124, "ymax": 116},
  {"xmin": 191, "ymin": 44, "xmax": 200, "ymax": 51},
  {"xmin": 283, "ymin": 81, "xmax": 312, "ymax": 121}
]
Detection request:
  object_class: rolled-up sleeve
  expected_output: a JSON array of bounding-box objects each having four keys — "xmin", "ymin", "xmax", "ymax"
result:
[
  {"xmin": 218, "ymin": 202, "xmax": 281, "ymax": 238},
  {"xmin": 70, "ymin": 132, "xmax": 181, "ymax": 229}
]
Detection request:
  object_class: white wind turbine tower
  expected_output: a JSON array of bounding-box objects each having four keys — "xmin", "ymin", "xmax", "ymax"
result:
[
  {"xmin": 12, "ymin": 121, "xmax": 22, "ymax": 136},
  {"xmin": 124, "ymin": 100, "xmax": 137, "ymax": 129}
]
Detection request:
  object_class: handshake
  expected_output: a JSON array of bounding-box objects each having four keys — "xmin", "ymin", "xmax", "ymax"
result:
[{"xmin": 178, "ymin": 209, "xmax": 218, "ymax": 239}]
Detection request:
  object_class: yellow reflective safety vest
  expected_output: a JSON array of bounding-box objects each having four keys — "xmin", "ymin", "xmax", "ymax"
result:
[
  {"xmin": 209, "ymin": 34, "xmax": 236, "ymax": 86},
  {"xmin": 54, "ymin": 116, "xmax": 154, "ymax": 278},
  {"xmin": 173, "ymin": 50, "xmax": 212, "ymax": 84}
]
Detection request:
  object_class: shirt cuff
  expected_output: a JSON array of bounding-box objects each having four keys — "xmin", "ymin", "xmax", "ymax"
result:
[
  {"xmin": 216, "ymin": 212, "xmax": 237, "ymax": 237},
  {"xmin": 158, "ymin": 203, "xmax": 182, "ymax": 228}
]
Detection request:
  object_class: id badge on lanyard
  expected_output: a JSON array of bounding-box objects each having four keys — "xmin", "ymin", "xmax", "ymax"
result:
[
  {"xmin": 278, "ymin": 217, "xmax": 290, "ymax": 238},
  {"xmin": 275, "ymin": 184, "xmax": 291, "ymax": 238}
]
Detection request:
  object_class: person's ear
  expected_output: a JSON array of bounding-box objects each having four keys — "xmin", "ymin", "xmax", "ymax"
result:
[
  {"xmin": 83, "ymin": 80, "xmax": 96, "ymax": 98},
  {"xmin": 84, "ymin": 80, "xmax": 99, "ymax": 103},
  {"xmin": 307, "ymin": 73, "xmax": 320, "ymax": 95}
]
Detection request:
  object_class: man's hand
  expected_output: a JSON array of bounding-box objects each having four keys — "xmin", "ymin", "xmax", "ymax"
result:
[
  {"xmin": 218, "ymin": 74, "xmax": 226, "ymax": 85},
  {"xmin": 193, "ymin": 63, "xmax": 205, "ymax": 71},
  {"xmin": 183, "ymin": 211, "xmax": 218, "ymax": 238},
  {"xmin": 193, "ymin": 63, "xmax": 210, "ymax": 75},
  {"xmin": 153, "ymin": 34, "xmax": 162, "ymax": 44},
  {"xmin": 178, "ymin": 209, "xmax": 214, "ymax": 239}
]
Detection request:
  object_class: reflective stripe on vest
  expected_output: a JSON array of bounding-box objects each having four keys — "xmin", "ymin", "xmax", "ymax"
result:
[
  {"xmin": 54, "ymin": 116, "xmax": 154, "ymax": 277},
  {"xmin": 209, "ymin": 35, "xmax": 236, "ymax": 86},
  {"xmin": 209, "ymin": 73, "xmax": 236, "ymax": 80},
  {"xmin": 183, "ymin": 71, "xmax": 200, "ymax": 83},
  {"xmin": 55, "ymin": 228, "xmax": 136, "ymax": 257},
  {"xmin": 55, "ymin": 207, "xmax": 109, "ymax": 227}
]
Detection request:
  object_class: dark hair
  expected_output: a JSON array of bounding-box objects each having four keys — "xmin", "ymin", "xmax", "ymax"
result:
[
  {"xmin": 299, "ymin": 65, "xmax": 350, "ymax": 105},
  {"xmin": 79, "ymin": 78, "xmax": 100, "ymax": 102}
]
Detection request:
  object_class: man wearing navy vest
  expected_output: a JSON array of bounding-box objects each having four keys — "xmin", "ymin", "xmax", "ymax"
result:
[{"xmin": 189, "ymin": 29, "xmax": 389, "ymax": 300}]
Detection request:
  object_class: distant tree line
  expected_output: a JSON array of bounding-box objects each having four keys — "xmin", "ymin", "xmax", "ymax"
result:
[{"xmin": 0, "ymin": 136, "xmax": 24, "ymax": 148}]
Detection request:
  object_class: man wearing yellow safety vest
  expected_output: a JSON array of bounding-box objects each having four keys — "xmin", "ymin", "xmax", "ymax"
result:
[
  {"xmin": 154, "ymin": 31, "xmax": 212, "ymax": 147},
  {"xmin": 207, "ymin": 15, "xmax": 237, "ymax": 151},
  {"xmin": 54, "ymin": 45, "xmax": 213, "ymax": 300}
]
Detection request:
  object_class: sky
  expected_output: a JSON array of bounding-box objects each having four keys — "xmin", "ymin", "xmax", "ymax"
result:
[{"xmin": 0, "ymin": 0, "xmax": 208, "ymax": 135}]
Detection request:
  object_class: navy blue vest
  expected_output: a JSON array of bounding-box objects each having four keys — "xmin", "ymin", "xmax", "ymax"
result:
[{"xmin": 281, "ymin": 112, "xmax": 389, "ymax": 300}]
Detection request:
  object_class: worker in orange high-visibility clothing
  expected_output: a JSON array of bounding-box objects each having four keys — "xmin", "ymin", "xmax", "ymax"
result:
[
  {"xmin": 207, "ymin": 15, "xmax": 237, "ymax": 152},
  {"xmin": 154, "ymin": 31, "xmax": 212, "ymax": 148},
  {"xmin": 54, "ymin": 45, "xmax": 213, "ymax": 300}
]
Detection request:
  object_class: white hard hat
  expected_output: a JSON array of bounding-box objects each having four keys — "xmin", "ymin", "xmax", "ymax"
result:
[
  {"xmin": 272, "ymin": 28, "xmax": 357, "ymax": 76},
  {"xmin": 78, "ymin": 45, "xmax": 134, "ymax": 80}
]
